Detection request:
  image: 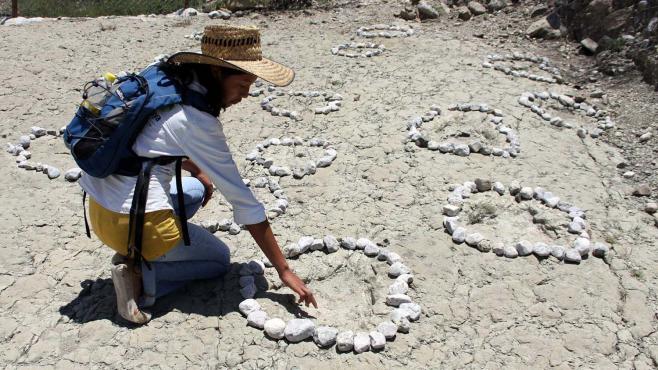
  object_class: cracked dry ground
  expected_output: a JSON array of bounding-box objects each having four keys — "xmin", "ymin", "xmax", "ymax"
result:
[{"xmin": 1, "ymin": 4, "xmax": 658, "ymax": 369}]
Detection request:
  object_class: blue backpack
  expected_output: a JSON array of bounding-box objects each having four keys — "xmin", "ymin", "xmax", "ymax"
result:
[{"xmin": 64, "ymin": 62, "xmax": 214, "ymax": 268}]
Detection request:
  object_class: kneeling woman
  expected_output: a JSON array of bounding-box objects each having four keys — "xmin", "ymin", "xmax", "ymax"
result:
[{"xmin": 79, "ymin": 25, "xmax": 317, "ymax": 324}]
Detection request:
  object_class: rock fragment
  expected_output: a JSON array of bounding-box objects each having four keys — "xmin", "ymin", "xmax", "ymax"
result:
[
  {"xmin": 247, "ymin": 310, "xmax": 268, "ymax": 329},
  {"xmin": 238, "ymin": 299, "xmax": 261, "ymax": 316},
  {"xmin": 377, "ymin": 321, "xmax": 398, "ymax": 339},
  {"xmin": 313, "ymin": 326, "xmax": 339, "ymax": 348},
  {"xmin": 284, "ymin": 319, "xmax": 315, "ymax": 342},
  {"xmin": 369, "ymin": 331, "xmax": 386, "ymax": 350},
  {"xmin": 336, "ymin": 331, "xmax": 354, "ymax": 352},
  {"xmin": 264, "ymin": 318, "xmax": 286, "ymax": 339},
  {"xmin": 353, "ymin": 332, "xmax": 371, "ymax": 353}
]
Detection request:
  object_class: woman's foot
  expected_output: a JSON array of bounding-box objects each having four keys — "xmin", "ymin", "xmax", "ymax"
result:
[{"xmin": 110, "ymin": 263, "xmax": 151, "ymax": 324}]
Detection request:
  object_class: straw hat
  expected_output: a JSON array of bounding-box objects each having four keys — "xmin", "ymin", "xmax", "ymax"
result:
[{"xmin": 167, "ymin": 25, "xmax": 294, "ymax": 87}]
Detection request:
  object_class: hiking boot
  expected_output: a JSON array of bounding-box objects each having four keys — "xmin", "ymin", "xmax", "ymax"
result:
[{"xmin": 110, "ymin": 263, "xmax": 151, "ymax": 325}]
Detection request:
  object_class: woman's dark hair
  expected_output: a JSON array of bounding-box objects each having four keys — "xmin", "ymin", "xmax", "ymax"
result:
[{"xmin": 161, "ymin": 62, "xmax": 248, "ymax": 116}]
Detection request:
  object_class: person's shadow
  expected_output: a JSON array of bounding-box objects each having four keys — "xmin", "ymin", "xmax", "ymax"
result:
[{"xmin": 59, "ymin": 262, "xmax": 313, "ymax": 328}]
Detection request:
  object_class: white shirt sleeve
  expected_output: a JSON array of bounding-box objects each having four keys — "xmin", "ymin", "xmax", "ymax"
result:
[{"xmin": 165, "ymin": 105, "xmax": 266, "ymax": 225}]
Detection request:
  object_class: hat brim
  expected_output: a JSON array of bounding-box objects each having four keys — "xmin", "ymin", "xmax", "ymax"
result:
[{"xmin": 167, "ymin": 52, "xmax": 295, "ymax": 87}]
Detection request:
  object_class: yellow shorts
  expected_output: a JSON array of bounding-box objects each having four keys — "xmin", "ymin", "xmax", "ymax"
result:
[{"xmin": 88, "ymin": 197, "xmax": 182, "ymax": 261}]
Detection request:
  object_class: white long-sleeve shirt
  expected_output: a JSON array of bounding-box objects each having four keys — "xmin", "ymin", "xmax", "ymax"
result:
[{"xmin": 79, "ymin": 82, "xmax": 266, "ymax": 226}]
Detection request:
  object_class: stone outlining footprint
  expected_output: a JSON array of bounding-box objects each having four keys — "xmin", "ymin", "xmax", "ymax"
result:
[
  {"xmin": 482, "ymin": 52, "xmax": 563, "ymax": 84},
  {"xmin": 249, "ymin": 83, "xmax": 344, "ymax": 120},
  {"xmin": 441, "ymin": 178, "xmax": 610, "ymax": 264},
  {"xmin": 236, "ymin": 235, "xmax": 420, "ymax": 354},
  {"xmin": 518, "ymin": 91, "xmax": 616, "ymax": 139},
  {"xmin": 407, "ymin": 104, "xmax": 520, "ymax": 158}
]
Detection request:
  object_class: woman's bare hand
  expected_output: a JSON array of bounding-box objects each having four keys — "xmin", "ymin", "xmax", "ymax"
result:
[{"xmin": 279, "ymin": 269, "xmax": 318, "ymax": 308}]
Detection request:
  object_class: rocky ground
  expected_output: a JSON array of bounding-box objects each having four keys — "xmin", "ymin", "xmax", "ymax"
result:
[{"xmin": 1, "ymin": 0, "xmax": 658, "ymax": 368}]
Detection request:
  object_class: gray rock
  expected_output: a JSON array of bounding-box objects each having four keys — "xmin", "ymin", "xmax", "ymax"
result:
[
  {"xmin": 377, "ymin": 321, "xmax": 398, "ymax": 339},
  {"xmin": 310, "ymin": 238, "xmax": 324, "ymax": 251},
  {"xmin": 477, "ymin": 239, "xmax": 492, "ymax": 253},
  {"xmin": 313, "ymin": 326, "xmax": 338, "ymax": 348},
  {"xmin": 45, "ymin": 166, "xmax": 61, "ymax": 179},
  {"xmin": 453, "ymin": 144, "xmax": 471, "ymax": 156},
  {"xmin": 336, "ymin": 331, "xmax": 354, "ymax": 352},
  {"xmin": 550, "ymin": 245, "xmax": 565, "ymax": 260},
  {"xmin": 399, "ymin": 302, "xmax": 421, "ymax": 321},
  {"xmin": 509, "ymin": 181, "xmax": 521, "ymax": 195},
  {"xmin": 370, "ymin": 331, "xmax": 386, "ymax": 350},
  {"xmin": 323, "ymin": 235, "xmax": 340, "ymax": 253},
  {"xmin": 573, "ymin": 237, "xmax": 591, "ymax": 256},
  {"xmin": 388, "ymin": 280, "xmax": 409, "ymax": 295},
  {"xmin": 389, "ymin": 262, "xmax": 411, "ymax": 277},
  {"xmin": 592, "ymin": 242, "xmax": 609, "ymax": 258},
  {"xmin": 341, "ymin": 237, "xmax": 357, "ymax": 250},
  {"xmin": 217, "ymin": 219, "xmax": 232, "ymax": 232},
  {"xmin": 201, "ymin": 220, "xmax": 220, "ymax": 233},
  {"xmin": 264, "ymin": 318, "xmax": 286, "ymax": 339},
  {"xmin": 18, "ymin": 135, "xmax": 31, "ymax": 149},
  {"xmin": 492, "ymin": 242, "xmax": 505, "ymax": 256},
  {"xmin": 438, "ymin": 142, "xmax": 454, "ymax": 153},
  {"xmin": 443, "ymin": 217, "xmax": 460, "ymax": 235},
  {"xmin": 396, "ymin": 273, "xmax": 414, "ymax": 284},
  {"xmin": 353, "ymin": 332, "xmax": 371, "ymax": 353},
  {"xmin": 645, "ymin": 202, "xmax": 658, "ymax": 214},
  {"xmin": 564, "ymin": 249, "xmax": 582, "ymax": 263},
  {"xmin": 527, "ymin": 18, "xmax": 562, "ymax": 39},
  {"xmin": 640, "ymin": 132, "xmax": 652, "ymax": 143},
  {"xmin": 386, "ymin": 294, "xmax": 413, "ymax": 307},
  {"xmin": 228, "ymin": 222, "xmax": 241, "ymax": 235},
  {"xmin": 238, "ymin": 299, "xmax": 261, "ymax": 316},
  {"xmin": 64, "ymin": 168, "xmax": 82, "ymax": 182},
  {"xmin": 580, "ymin": 38, "xmax": 599, "ymax": 54},
  {"xmin": 452, "ymin": 227, "xmax": 466, "ymax": 243},
  {"xmin": 487, "ymin": 0, "xmax": 507, "ymax": 11},
  {"xmin": 493, "ymin": 182, "xmax": 506, "ymax": 195},
  {"xmin": 284, "ymin": 319, "xmax": 315, "ymax": 342},
  {"xmin": 467, "ymin": 1, "xmax": 487, "ymax": 15},
  {"xmin": 465, "ymin": 233, "xmax": 484, "ymax": 247},
  {"xmin": 475, "ymin": 178, "xmax": 492, "ymax": 192},
  {"xmin": 363, "ymin": 243, "xmax": 380, "ymax": 257},
  {"xmin": 516, "ymin": 240, "xmax": 534, "ymax": 256},
  {"xmin": 247, "ymin": 310, "xmax": 268, "ymax": 329},
  {"xmin": 458, "ymin": 6, "xmax": 472, "ymax": 21},
  {"xmin": 504, "ymin": 245, "xmax": 519, "ymax": 258},
  {"xmin": 633, "ymin": 184, "xmax": 652, "ymax": 197},
  {"xmin": 533, "ymin": 242, "xmax": 551, "ymax": 257},
  {"xmin": 519, "ymin": 187, "xmax": 534, "ymax": 200}
]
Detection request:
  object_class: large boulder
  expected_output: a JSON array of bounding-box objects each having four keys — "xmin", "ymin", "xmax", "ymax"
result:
[
  {"xmin": 526, "ymin": 17, "xmax": 563, "ymax": 39},
  {"xmin": 417, "ymin": 1, "xmax": 449, "ymax": 20},
  {"xmin": 485, "ymin": 0, "xmax": 507, "ymax": 12},
  {"xmin": 458, "ymin": 6, "xmax": 472, "ymax": 20},
  {"xmin": 467, "ymin": 1, "xmax": 487, "ymax": 15}
]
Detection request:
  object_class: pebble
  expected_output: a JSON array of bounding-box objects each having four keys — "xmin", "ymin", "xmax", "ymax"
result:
[
  {"xmin": 369, "ymin": 331, "xmax": 386, "ymax": 350},
  {"xmin": 515, "ymin": 240, "xmax": 534, "ymax": 256},
  {"xmin": 453, "ymin": 144, "xmax": 470, "ymax": 156},
  {"xmin": 475, "ymin": 178, "xmax": 492, "ymax": 192},
  {"xmin": 550, "ymin": 245, "xmax": 565, "ymax": 260},
  {"xmin": 633, "ymin": 184, "xmax": 652, "ymax": 197},
  {"xmin": 386, "ymin": 294, "xmax": 413, "ymax": 307},
  {"xmin": 452, "ymin": 227, "xmax": 466, "ymax": 243},
  {"xmin": 341, "ymin": 237, "xmax": 357, "ymax": 250},
  {"xmin": 284, "ymin": 319, "xmax": 315, "ymax": 342},
  {"xmin": 396, "ymin": 273, "xmax": 414, "ymax": 284},
  {"xmin": 313, "ymin": 326, "xmax": 339, "ymax": 348},
  {"xmin": 465, "ymin": 233, "xmax": 484, "ymax": 247},
  {"xmin": 492, "ymin": 242, "xmax": 505, "ymax": 256},
  {"xmin": 639, "ymin": 132, "xmax": 652, "ymax": 143},
  {"xmin": 64, "ymin": 168, "xmax": 82, "ymax": 182},
  {"xmin": 45, "ymin": 166, "xmax": 61, "ymax": 179},
  {"xmin": 477, "ymin": 239, "xmax": 492, "ymax": 252},
  {"xmin": 443, "ymin": 204, "xmax": 461, "ymax": 217},
  {"xmin": 353, "ymin": 332, "xmax": 371, "ymax": 353},
  {"xmin": 493, "ymin": 182, "xmax": 506, "ymax": 195},
  {"xmin": 564, "ymin": 249, "xmax": 582, "ymax": 263},
  {"xmin": 509, "ymin": 181, "xmax": 521, "ymax": 195},
  {"xmin": 519, "ymin": 187, "xmax": 534, "ymax": 200},
  {"xmin": 443, "ymin": 217, "xmax": 460, "ymax": 235},
  {"xmin": 336, "ymin": 331, "xmax": 355, "ymax": 352},
  {"xmin": 363, "ymin": 243, "xmax": 380, "ymax": 257},
  {"xmin": 310, "ymin": 238, "xmax": 324, "ymax": 251},
  {"xmin": 533, "ymin": 242, "xmax": 551, "ymax": 257},
  {"xmin": 573, "ymin": 237, "xmax": 591, "ymax": 256},
  {"xmin": 228, "ymin": 222, "xmax": 241, "ymax": 235},
  {"xmin": 264, "ymin": 318, "xmax": 286, "ymax": 339},
  {"xmin": 399, "ymin": 302, "xmax": 421, "ymax": 321},
  {"xmin": 388, "ymin": 280, "xmax": 409, "ymax": 295},
  {"xmin": 592, "ymin": 242, "xmax": 609, "ymax": 258},
  {"xmin": 504, "ymin": 245, "xmax": 519, "ymax": 258},
  {"xmin": 247, "ymin": 310, "xmax": 268, "ymax": 329},
  {"xmin": 323, "ymin": 235, "xmax": 340, "ymax": 253},
  {"xmin": 377, "ymin": 321, "xmax": 398, "ymax": 339},
  {"xmin": 388, "ymin": 262, "xmax": 411, "ymax": 277},
  {"xmin": 238, "ymin": 299, "xmax": 261, "ymax": 316},
  {"xmin": 646, "ymin": 202, "xmax": 658, "ymax": 214},
  {"xmin": 18, "ymin": 135, "xmax": 30, "ymax": 149}
]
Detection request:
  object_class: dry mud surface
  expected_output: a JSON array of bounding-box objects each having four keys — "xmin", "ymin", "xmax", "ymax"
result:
[{"xmin": 1, "ymin": 3, "xmax": 658, "ymax": 369}]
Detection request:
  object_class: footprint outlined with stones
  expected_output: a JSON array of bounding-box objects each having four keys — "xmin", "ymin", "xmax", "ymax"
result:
[
  {"xmin": 235, "ymin": 235, "xmax": 420, "ymax": 354},
  {"xmin": 406, "ymin": 104, "xmax": 520, "ymax": 158},
  {"xmin": 518, "ymin": 91, "xmax": 616, "ymax": 139},
  {"xmin": 331, "ymin": 42, "xmax": 386, "ymax": 58},
  {"xmin": 482, "ymin": 52, "xmax": 563, "ymax": 84},
  {"xmin": 249, "ymin": 82, "xmax": 344, "ymax": 121},
  {"xmin": 356, "ymin": 24, "xmax": 415, "ymax": 39},
  {"xmin": 441, "ymin": 178, "xmax": 610, "ymax": 264}
]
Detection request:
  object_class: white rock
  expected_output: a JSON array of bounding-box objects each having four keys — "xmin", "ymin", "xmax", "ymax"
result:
[
  {"xmin": 228, "ymin": 222, "xmax": 241, "ymax": 235},
  {"xmin": 377, "ymin": 321, "xmax": 398, "ymax": 339},
  {"xmin": 519, "ymin": 187, "xmax": 533, "ymax": 200},
  {"xmin": 284, "ymin": 319, "xmax": 315, "ymax": 342},
  {"xmin": 264, "ymin": 318, "xmax": 286, "ymax": 339},
  {"xmin": 550, "ymin": 245, "xmax": 565, "ymax": 260},
  {"xmin": 573, "ymin": 237, "xmax": 591, "ymax": 256},
  {"xmin": 592, "ymin": 242, "xmax": 609, "ymax": 258},
  {"xmin": 313, "ymin": 326, "xmax": 339, "ymax": 348},
  {"xmin": 509, "ymin": 181, "xmax": 521, "ymax": 195},
  {"xmin": 504, "ymin": 245, "xmax": 519, "ymax": 258},
  {"xmin": 18, "ymin": 135, "xmax": 31, "ymax": 149},
  {"xmin": 492, "ymin": 242, "xmax": 505, "ymax": 256},
  {"xmin": 353, "ymin": 332, "xmax": 371, "ymax": 353},
  {"xmin": 400, "ymin": 302, "xmax": 422, "ymax": 321},
  {"xmin": 443, "ymin": 217, "xmax": 460, "ymax": 235},
  {"xmin": 533, "ymin": 242, "xmax": 551, "ymax": 257},
  {"xmin": 452, "ymin": 227, "xmax": 466, "ymax": 243},
  {"xmin": 516, "ymin": 240, "xmax": 534, "ymax": 256},
  {"xmin": 386, "ymin": 294, "xmax": 412, "ymax": 307},
  {"xmin": 341, "ymin": 237, "xmax": 357, "ymax": 250},
  {"xmin": 363, "ymin": 243, "xmax": 380, "ymax": 257},
  {"xmin": 453, "ymin": 144, "xmax": 470, "ymax": 156},
  {"xmin": 298, "ymin": 236, "xmax": 314, "ymax": 252},
  {"xmin": 397, "ymin": 317, "xmax": 411, "ymax": 333},
  {"xmin": 238, "ymin": 299, "xmax": 261, "ymax": 316},
  {"xmin": 390, "ymin": 307, "xmax": 411, "ymax": 323},
  {"xmin": 389, "ymin": 262, "xmax": 411, "ymax": 277},
  {"xmin": 247, "ymin": 310, "xmax": 268, "ymax": 329},
  {"xmin": 369, "ymin": 331, "xmax": 386, "ymax": 350},
  {"xmin": 396, "ymin": 274, "xmax": 414, "ymax": 284},
  {"xmin": 310, "ymin": 238, "xmax": 324, "ymax": 251},
  {"xmin": 443, "ymin": 204, "xmax": 461, "ymax": 217},
  {"xmin": 465, "ymin": 233, "xmax": 484, "ymax": 247},
  {"xmin": 356, "ymin": 238, "xmax": 371, "ymax": 250},
  {"xmin": 564, "ymin": 249, "xmax": 582, "ymax": 263},
  {"xmin": 493, "ymin": 182, "xmax": 506, "ymax": 195},
  {"xmin": 64, "ymin": 168, "xmax": 82, "ymax": 182},
  {"xmin": 217, "ymin": 219, "xmax": 232, "ymax": 232},
  {"xmin": 323, "ymin": 235, "xmax": 340, "ymax": 253},
  {"xmin": 388, "ymin": 280, "xmax": 409, "ymax": 295},
  {"xmin": 45, "ymin": 166, "xmax": 61, "ymax": 179},
  {"xmin": 336, "ymin": 331, "xmax": 354, "ymax": 352}
]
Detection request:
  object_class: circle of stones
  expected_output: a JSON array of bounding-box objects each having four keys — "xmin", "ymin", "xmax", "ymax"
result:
[
  {"xmin": 482, "ymin": 52, "xmax": 563, "ymax": 84},
  {"xmin": 356, "ymin": 24, "xmax": 415, "ymax": 38},
  {"xmin": 5, "ymin": 126, "xmax": 81, "ymax": 181},
  {"xmin": 518, "ymin": 91, "xmax": 616, "ymax": 139},
  {"xmin": 236, "ymin": 235, "xmax": 421, "ymax": 353},
  {"xmin": 331, "ymin": 42, "xmax": 386, "ymax": 58},
  {"xmin": 441, "ymin": 178, "xmax": 610, "ymax": 264},
  {"xmin": 406, "ymin": 104, "xmax": 520, "ymax": 158},
  {"xmin": 245, "ymin": 136, "xmax": 337, "ymax": 180},
  {"xmin": 249, "ymin": 83, "xmax": 344, "ymax": 120}
]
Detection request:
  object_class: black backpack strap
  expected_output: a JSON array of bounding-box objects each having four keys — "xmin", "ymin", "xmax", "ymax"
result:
[
  {"xmin": 175, "ymin": 158, "xmax": 191, "ymax": 246},
  {"xmin": 127, "ymin": 159, "xmax": 157, "ymax": 271},
  {"xmin": 82, "ymin": 191, "xmax": 91, "ymax": 238}
]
